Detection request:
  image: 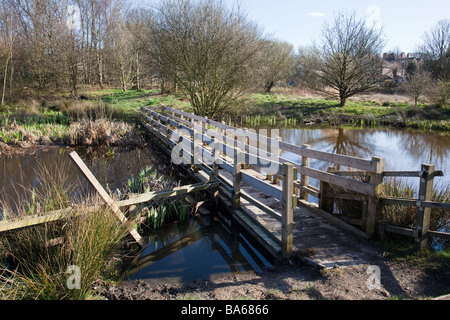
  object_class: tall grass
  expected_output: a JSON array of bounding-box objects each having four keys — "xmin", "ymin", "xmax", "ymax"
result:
[
  {"xmin": 331, "ymin": 176, "xmax": 449, "ymax": 247},
  {"xmin": 380, "ymin": 178, "xmax": 450, "ymax": 236},
  {"xmin": 66, "ymin": 118, "xmax": 144, "ymax": 146},
  {"xmin": 0, "ymin": 100, "xmax": 145, "ymax": 148},
  {"xmin": 60, "ymin": 100, "xmax": 123, "ymax": 122},
  {"xmin": 0, "ymin": 165, "xmax": 130, "ymax": 300}
]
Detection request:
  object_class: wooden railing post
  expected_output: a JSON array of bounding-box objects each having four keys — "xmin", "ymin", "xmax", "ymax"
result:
[
  {"xmin": 416, "ymin": 164, "xmax": 435, "ymax": 250},
  {"xmin": 299, "ymin": 144, "xmax": 310, "ymax": 201},
  {"xmin": 366, "ymin": 156, "xmax": 385, "ymax": 238},
  {"xmin": 210, "ymin": 137, "xmax": 219, "ymax": 181},
  {"xmin": 193, "ymin": 131, "xmax": 200, "ymax": 173},
  {"xmin": 232, "ymin": 149, "xmax": 242, "ymax": 210},
  {"xmin": 282, "ymin": 163, "xmax": 294, "ymax": 258}
]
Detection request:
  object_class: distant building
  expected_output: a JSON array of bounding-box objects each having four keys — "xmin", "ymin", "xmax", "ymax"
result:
[{"xmin": 381, "ymin": 52, "xmax": 422, "ymax": 83}]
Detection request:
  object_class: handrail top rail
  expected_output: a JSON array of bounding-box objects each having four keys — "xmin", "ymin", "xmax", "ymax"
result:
[{"xmin": 142, "ymin": 106, "xmax": 379, "ymax": 173}]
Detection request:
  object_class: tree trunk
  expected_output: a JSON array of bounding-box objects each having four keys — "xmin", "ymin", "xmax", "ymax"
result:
[
  {"xmin": 135, "ymin": 52, "xmax": 140, "ymax": 90},
  {"xmin": 339, "ymin": 95, "xmax": 347, "ymax": 107},
  {"xmin": 1, "ymin": 57, "xmax": 9, "ymax": 105},
  {"xmin": 265, "ymin": 81, "xmax": 274, "ymax": 93}
]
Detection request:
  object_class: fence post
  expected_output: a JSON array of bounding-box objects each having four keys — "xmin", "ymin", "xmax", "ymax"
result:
[
  {"xmin": 299, "ymin": 144, "xmax": 310, "ymax": 201},
  {"xmin": 232, "ymin": 149, "xmax": 242, "ymax": 210},
  {"xmin": 193, "ymin": 131, "xmax": 199, "ymax": 173},
  {"xmin": 282, "ymin": 163, "xmax": 294, "ymax": 259},
  {"xmin": 210, "ymin": 137, "xmax": 219, "ymax": 181},
  {"xmin": 366, "ymin": 156, "xmax": 385, "ymax": 238},
  {"xmin": 416, "ymin": 164, "xmax": 435, "ymax": 250}
]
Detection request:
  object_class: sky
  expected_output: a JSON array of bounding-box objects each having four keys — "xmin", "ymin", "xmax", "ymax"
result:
[{"xmin": 220, "ymin": 0, "xmax": 450, "ymax": 54}]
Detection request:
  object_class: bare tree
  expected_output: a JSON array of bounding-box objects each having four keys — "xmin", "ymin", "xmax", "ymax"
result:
[
  {"xmin": 258, "ymin": 39, "xmax": 295, "ymax": 92},
  {"xmin": 402, "ymin": 67, "xmax": 432, "ymax": 106},
  {"xmin": 0, "ymin": 2, "xmax": 18, "ymax": 105},
  {"xmin": 149, "ymin": 0, "xmax": 265, "ymax": 118},
  {"xmin": 308, "ymin": 12, "xmax": 386, "ymax": 106},
  {"xmin": 420, "ymin": 19, "xmax": 450, "ymax": 81}
]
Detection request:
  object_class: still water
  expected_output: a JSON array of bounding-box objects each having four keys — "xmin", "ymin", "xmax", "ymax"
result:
[
  {"xmin": 127, "ymin": 215, "xmax": 273, "ymax": 282},
  {"xmin": 278, "ymin": 127, "xmax": 450, "ymax": 186}
]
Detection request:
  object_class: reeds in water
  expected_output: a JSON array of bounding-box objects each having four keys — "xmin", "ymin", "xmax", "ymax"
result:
[{"xmin": 0, "ymin": 165, "xmax": 130, "ymax": 300}]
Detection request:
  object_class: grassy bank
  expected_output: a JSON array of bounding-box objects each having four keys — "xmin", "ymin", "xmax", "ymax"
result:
[
  {"xmin": 0, "ymin": 97, "xmax": 146, "ymax": 149},
  {"xmin": 226, "ymin": 91, "xmax": 450, "ymax": 131},
  {"xmin": 2, "ymin": 88, "xmax": 449, "ymax": 143}
]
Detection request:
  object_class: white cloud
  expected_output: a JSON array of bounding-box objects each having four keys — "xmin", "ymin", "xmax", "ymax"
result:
[{"xmin": 307, "ymin": 12, "xmax": 326, "ymax": 18}]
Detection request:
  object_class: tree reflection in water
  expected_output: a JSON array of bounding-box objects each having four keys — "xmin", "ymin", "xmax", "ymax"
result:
[{"xmin": 273, "ymin": 127, "xmax": 450, "ymax": 185}]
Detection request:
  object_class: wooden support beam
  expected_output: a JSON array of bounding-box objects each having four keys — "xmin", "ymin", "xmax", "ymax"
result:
[
  {"xmin": 232, "ymin": 149, "xmax": 242, "ymax": 210},
  {"xmin": 366, "ymin": 157, "xmax": 384, "ymax": 238},
  {"xmin": 416, "ymin": 164, "xmax": 435, "ymax": 250},
  {"xmin": 281, "ymin": 163, "xmax": 294, "ymax": 259},
  {"xmin": 69, "ymin": 152, "xmax": 145, "ymax": 248},
  {"xmin": 319, "ymin": 167, "xmax": 334, "ymax": 213}
]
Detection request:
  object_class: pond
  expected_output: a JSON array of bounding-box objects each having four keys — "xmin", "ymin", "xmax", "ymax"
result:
[{"xmin": 277, "ymin": 127, "xmax": 450, "ymax": 187}]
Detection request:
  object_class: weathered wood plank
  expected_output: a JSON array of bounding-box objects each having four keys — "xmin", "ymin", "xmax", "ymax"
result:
[
  {"xmin": 0, "ymin": 208, "xmax": 73, "ymax": 233},
  {"xmin": 299, "ymin": 144, "xmax": 310, "ymax": 201},
  {"xmin": 241, "ymin": 171, "xmax": 283, "ymax": 201},
  {"xmin": 428, "ymin": 230, "xmax": 450, "ymax": 240},
  {"xmin": 416, "ymin": 164, "xmax": 435, "ymax": 250},
  {"xmin": 380, "ymin": 197, "xmax": 417, "ymax": 207},
  {"xmin": 422, "ymin": 201, "xmax": 450, "ymax": 210},
  {"xmin": 281, "ymin": 163, "xmax": 294, "ymax": 258},
  {"xmin": 384, "ymin": 225, "xmax": 419, "ymax": 238},
  {"xmin": 366, "ymin": 157, "xmax": 385, "ymax": 238},
  {"xmin": 116, "ymin": 181, "xmax": 220, "ymax": 207},
  {"xmin": 69, "ymin": 151, "xmax": 145, "ymax": 248},
  {"xmin": 300, "ymin": 166, "xmax": 375, "ymax": 197},
  {"xmin": 232, "ymin": 149, "xmax": 242, "ymax": 210},
  {"xmin": 297, "ymin": 184, "xmax": 321, "ymax": 198},
  {"xmin": 279, "ymin": 141, "xmax": 377, "ymax": 172}
]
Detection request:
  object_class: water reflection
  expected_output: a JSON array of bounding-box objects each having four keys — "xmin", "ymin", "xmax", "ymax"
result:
[
  {"xmin": 126, "ymin": 215, "xmax": 273, "ymax": 282},
  {"xmin": 278, "ymin": 127, "xmax": 450, "ymax": 185}
]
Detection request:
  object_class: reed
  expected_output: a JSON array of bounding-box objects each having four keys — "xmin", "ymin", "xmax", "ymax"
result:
[
  {"xmin": 126, "ymin": 166, "xmax": 190, "ymax": 230},
  {"xmin": 0, "ymin": 165, "xmax": 130, "ymax": 300},
  {"xmin": 60, "ymin": 100, "xmax": 123, "ymax": 122},
  {"xmin": 330, "ymin": 175, "xmax": 449, "ymax": 246}
]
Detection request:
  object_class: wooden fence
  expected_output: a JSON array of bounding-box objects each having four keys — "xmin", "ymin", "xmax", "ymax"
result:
[{"xmin": 141, "ymin": 105, "xmax": 450, "ymax": 252}]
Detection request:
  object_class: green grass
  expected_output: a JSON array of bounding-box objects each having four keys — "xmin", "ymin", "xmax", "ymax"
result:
[
  {"xmin": 85, "ymin": 89, "xmax": 191, "ymax": 121},
  {"xmin": 245, "ymin": 92, "xmax": 450, "ymax": 129},
  {"xmin": 2, "ymin": 88, "xmax": 450, "ymax": 142}
]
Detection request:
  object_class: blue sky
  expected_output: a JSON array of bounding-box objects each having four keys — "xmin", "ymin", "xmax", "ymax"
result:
[{"xmin": 222, "ymin": 0, "xmax": 450, "ymax": 54}]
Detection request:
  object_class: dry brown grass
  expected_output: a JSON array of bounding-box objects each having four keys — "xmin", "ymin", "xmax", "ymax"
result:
[{"xmin": 66, "ymin": 118, "xmax": 145, "ymax": 147}]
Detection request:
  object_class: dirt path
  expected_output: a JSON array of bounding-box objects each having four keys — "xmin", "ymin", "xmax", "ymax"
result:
[{"xmin": 102, "ymin": 247, "xmax": 450, "ymax": 300}]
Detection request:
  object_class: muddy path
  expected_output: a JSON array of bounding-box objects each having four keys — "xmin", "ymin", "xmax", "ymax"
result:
[{"xmin": 102, "ymin": 246, "xmax": 450, "ymax": 301}]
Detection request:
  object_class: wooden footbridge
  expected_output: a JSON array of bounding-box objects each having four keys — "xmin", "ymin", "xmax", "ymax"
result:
[
  {"xmin": 1, "ymin": 105, "xmax": 449, "ymax": 271},
  {"xmin": 140, "ymin": 105, "xmax": 450, "ymax": 267}
]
